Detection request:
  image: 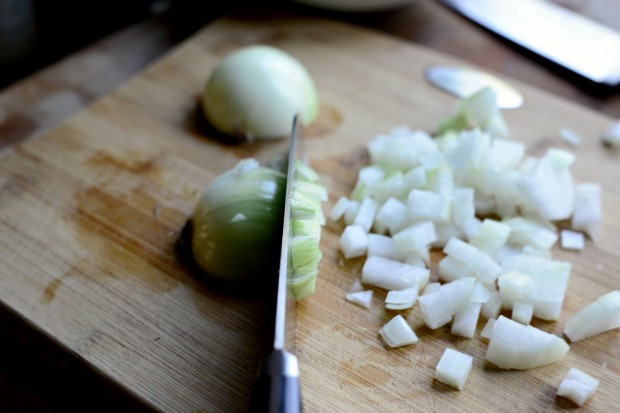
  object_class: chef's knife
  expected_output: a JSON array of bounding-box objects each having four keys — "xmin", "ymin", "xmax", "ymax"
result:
[
  {"xmin": 249, "ymin": 116, "xmax": 302, "ymax": 413},
  {"xmin": 440, "ymin": 0, "xmax": 620, "ymax": 88}
]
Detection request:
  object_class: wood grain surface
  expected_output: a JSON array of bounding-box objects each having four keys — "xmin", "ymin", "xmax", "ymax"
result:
[{"xmin": 0, "ymin": 12, "xmax": 618, "ymax": 413}]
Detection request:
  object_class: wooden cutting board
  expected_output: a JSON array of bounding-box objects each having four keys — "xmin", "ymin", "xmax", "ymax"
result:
[{"xmin": 1, "ymin": 11, "xmax": 619, "ymax": 413}]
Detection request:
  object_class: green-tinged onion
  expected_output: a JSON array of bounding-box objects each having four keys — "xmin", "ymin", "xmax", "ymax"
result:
[
  {"xmin": 191, "ymin": 159, "xmax": 286, "ymax": 282},
  {"xmin": 190, "ymin": 157, "xmax": 327, "ymax": 299},
  {"xmin": 202, "ymin": 45, "xmax": 318, "ymax": 141}
]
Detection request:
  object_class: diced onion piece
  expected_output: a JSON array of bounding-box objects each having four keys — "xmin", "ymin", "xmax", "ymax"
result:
[
  {"xmin": 346, "ymin": 290, "xmax": 373, "ymax": 309},
  {"xmin": 469, "ymin": 219, "xmax": 511, "ymax": 257},
  {"xmin": 480, "ymin": 318, "xmax": 496, "ymax": 342},
  {"xmin": 547, "ymin": 148, "xmax": 575, "ymax": 171},
  {"xmin": 353, "ymin": 197, "xmax": 377, "ymax": 233},
  {"xmin": 559, "ymin": 128, "xmax": 582, "ymax": 147},
  {"xmin": 602, "ymin": 119, "xmax": 620, "ymax": 148},
  {"xmin": 470, "ymin": 282, "xmax": 492, "ymax": 304},
  {"xmin": 564, "ymin": 290, "xmax": 620, "ymax": 342},
  {"xmin": 407, "ymin": 189, "xmax": 451, "ymax": 223},
  {"xmin": 521, "ymin": 245, "xmax": 552, "ymax": 259},
  {"xmin": 438, "ymin": 255, "xmax": 475, "ymax": 282},
  {"xmin": 418, "ymin": 277, "xmax": 475, "ymax": 329},
  {"xmin": 571, "ymin": 183, "xmax": 601, "ymax": 241},
  {"xmin": 444, "ymin": 237, "xmax": 501, "ymax": 287},
  {"xmin": 557, "ymin": 368, "xmax": 599, "ymax": 407},
  {"xmin": 517, "ymin": 153, "xmax": 574, "ymax": 221},
  {"xmin": 501, "ymin": 255, "xmax": 571, "ymax": 321},
  {"xmin": 403, "ymin": 166, "xmax": 427, "ymax": 191},
  {"xmin": 423, "ymin": 282, "xmax": 441, "ymax": 296},
  {"xmin": 367, "ymin": 234, "xmax": 407, "ymax": 261},
  {"xmin": 485, "ymin": 316, "xmax": 569, "ymax": 370},
  {"xmin": 343, "ymin": 200, "xmax": 360, "ymax": 225},
  {"xmin": 393, "ymin": 221, "xmax": 437, "ymax": 252},
  {"xmin": 502, "ymin": 217, "xmax": 558, "ymax": 251},
  {"xmin": 452, "ymin": 188, "xmax": 476, "ymax": 231},
  {"xmin": 512, "ymin": 301, "xmax": 534, "ymax": 325},
  {"xmin": 489, "ymin": 139, "xmax": 524, "ymax": 170},
  {"xmin": 451, "ymin": 302, "xmax": 482, "ymax": 338},
  {"xmin": 375, "ymin": 197, "xmax": 407, "ymax": 234},
  {"xmin": 560, "ymin": 230, "xmax": 585, "ymax": 250},
  {"xmin": 362, "ymin": 256, "xmax": 429, "ymax": 291},
  {"xmin": 385, "ymin": 286, "xmax": 419, "ymax": 310},
  {"xmin": 329, "ymin": 196, "xmax": 350, "ymax": 221},
  {"xmin": 434, "ymin": 348, "xmax": 474, "ymax": 390},
  {"xmin": 339, "ymin": 225, "xmax": 368, "ymax": 259},
  {"xmin": 357, "ymin": 165, "xmax": 385, "ymax": 187},
  {"xmin": 481, "ymin": 290, "xmax": 502, "ymax": 320},
  {"xmin": 379, "ymin": 315, "xmax": 419, "ymax": 348}
]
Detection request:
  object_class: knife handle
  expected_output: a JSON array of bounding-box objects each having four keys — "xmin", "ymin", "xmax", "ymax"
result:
[{"xmin": 248, "ymin": 349, "xmax": 302, "ymax": 413}]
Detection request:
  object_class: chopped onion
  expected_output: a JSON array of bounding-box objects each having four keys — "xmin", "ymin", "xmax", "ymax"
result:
[
  {"xmin": 517, "ymin": 152, "xmax": 574, "ymax": 221},
  {"xmin": 557, "ymin": 368, "xmax": 599, "ymax": 406},
  {"xmin": 367, "ymin": 233, "xmax": 408, "ymax": 261},
  {"xmin": 571, "ymin": 183, "xmax": 601, "ymax": 241},
  {"xmin": 485, "ymin": 316, "xmax": 569, "ymax": 370},
  {"xmin": 500, "ymin": 255, "xmax": 571, "ymax": 321},
  {"xmin": 385, "ymin": 286, "xmax": 419, "ymax": 310},
  {"xmin": 451, "ymin": 302, "xmax": 482, "ymax": 338},
  {"xmin": 375, "ymin": 197, "xmax": 407, "ymax": 234},
  {"xmin": 481, "ymin": 290, "xmax": 502, "ymax": 320},
  {"xmin": 418, "ymin": 277, "xmax": 475, "ymax": 329},
  {"xmin": 443, "ymin": 237, "xmax": 501, "ymax": 287},
  {"xmin": 469, "ymin": 218, "xmax": 511, "ymax": 257},
  {"xmin": 564, "ymin": 290, "xmax": 620, "ymax": 342},
  {"xmin": 353, "ymin": 197, "xmax": 378, "ymax": 233},
  {"xmin": 434, "ymin": 348, "xmax": 473, "ymax": 390},
  {"xmin": 339, "ymin": 225, "xmax": 368, "ymax": 259},
  {"xmin": 362, "ymin": 256, "xmax": 429, "ymax": 291},
  {"xmin": 346, "ymin": 290, "xmax": 373, "ymax": 309},
  {"xmin": 379, "ymin": 315, "xmax": 419, "ymax": 348},
  {"xmin": 393, "ymin": 221, "xmax": 437, "ymax": 252},
  {"xmin": 480, "ymin": 318, "xmax": 496, "ymax": 341},
  {"xmin": 559, "ymin": 128, "xmax": 583, "ymax": 147},
  {"xmin": 560, "ymin": 229, "xmax": 585, "ymax": 251}
]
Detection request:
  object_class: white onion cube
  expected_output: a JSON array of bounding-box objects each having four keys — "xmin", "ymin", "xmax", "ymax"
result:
[
  {"xmin": 557, "ymin": 368, "xmax": 599, "ymax": 407},
  {"xmin": 564, "ymin": 290, "xmax": 620, "ymax": 342},
  {"xmin": 375, "ymin": 197, "xmax": 407, "ymax": 234},
  {"xmin": 362, "ymin": 256, "xmax": 429, "ymax": 291},
  {"xmin": 434, "ymin": 348, "xmax": 473, "ymax": 390},
  {"xmin": 353, "ymin": 197, "xmax": 377, "ymax": 233},
  {"xmin": 393, "ymin": 221, "xmax": 437, "ymax": 252},
  {"xmin": 385, "ymin": 286, "xmax": 418, "ymax": 310},
  {"xmin": 379, "ymin": 315, "xmax": 418, "ymax": 348},
  {"xmin": 451, "ymin": 302, "xmax": 482, "ymax": 338},
  {"xmin": 345, "ymin": 290, "xmax": 373, "ymax": 309},
  {"xmin": 329, "ymin": 196, "xmax": 350, "ymax": 221},
  {"xmin": 571, "ymin": 183, "xmax": 601, "ymax": 241},
  {"xmin": 339, "ymin": 225, "xmax": 368, "ymax": 259},
  {"xmin": 560, "ymin": 230, "xmax": 585, "ymax": 250}
]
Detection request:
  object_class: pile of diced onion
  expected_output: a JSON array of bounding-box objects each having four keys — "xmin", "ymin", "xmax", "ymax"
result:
[{"xmin": 331, "ymin": 88, "xmax": 619, "ymax": 402}]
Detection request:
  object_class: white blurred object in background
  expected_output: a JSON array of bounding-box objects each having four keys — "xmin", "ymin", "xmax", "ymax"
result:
[{"xmin": 292, "ymin": 0, "xmax": 415, "ymax": 12}]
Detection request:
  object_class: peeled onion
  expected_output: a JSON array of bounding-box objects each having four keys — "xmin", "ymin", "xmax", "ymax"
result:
[{"xmin": 203, "ymin": 45, "xmax": 318, "ymax": 140}]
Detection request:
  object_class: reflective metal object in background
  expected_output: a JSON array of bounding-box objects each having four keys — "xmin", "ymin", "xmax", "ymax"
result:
[
  {"xmin": 425, "ymin": 65, "xmax": 524, "ymax": 109},
  {"xmin": 440, "ymin": 0, "xmax": 620, "ymax": 88}
]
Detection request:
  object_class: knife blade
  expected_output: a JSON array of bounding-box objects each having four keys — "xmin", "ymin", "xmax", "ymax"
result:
[
  {"xmin": 440, "ymin": 0, "xmax": 620, "ymax": 87},
  {"xmin": 249, "ymin": 115, "xmax": 302, "ymax": 413}
]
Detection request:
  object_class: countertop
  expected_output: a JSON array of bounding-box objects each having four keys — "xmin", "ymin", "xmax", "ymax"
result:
[{"xmin": 1, "ymin": 1, "xmax": 619, "ymax": 411}]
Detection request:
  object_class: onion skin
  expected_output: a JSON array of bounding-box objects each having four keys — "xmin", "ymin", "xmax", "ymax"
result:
[
  {"xmin": 203, "ymin": 45, "xmax": 318, "ymax": 141},
  {"xmin": 191, "ymin": 167, "xmax": 286, "ymax": 282}
]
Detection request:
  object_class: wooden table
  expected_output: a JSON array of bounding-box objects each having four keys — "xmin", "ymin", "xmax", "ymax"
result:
[{"xmin": 1, "ymin": 1, "xmax": 619, "ymax": 411}]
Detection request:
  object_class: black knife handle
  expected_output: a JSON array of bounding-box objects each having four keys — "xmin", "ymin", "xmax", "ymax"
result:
[{"xmin": 249, "ymin": 349, "xmax": 302, "ymax": 413}]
